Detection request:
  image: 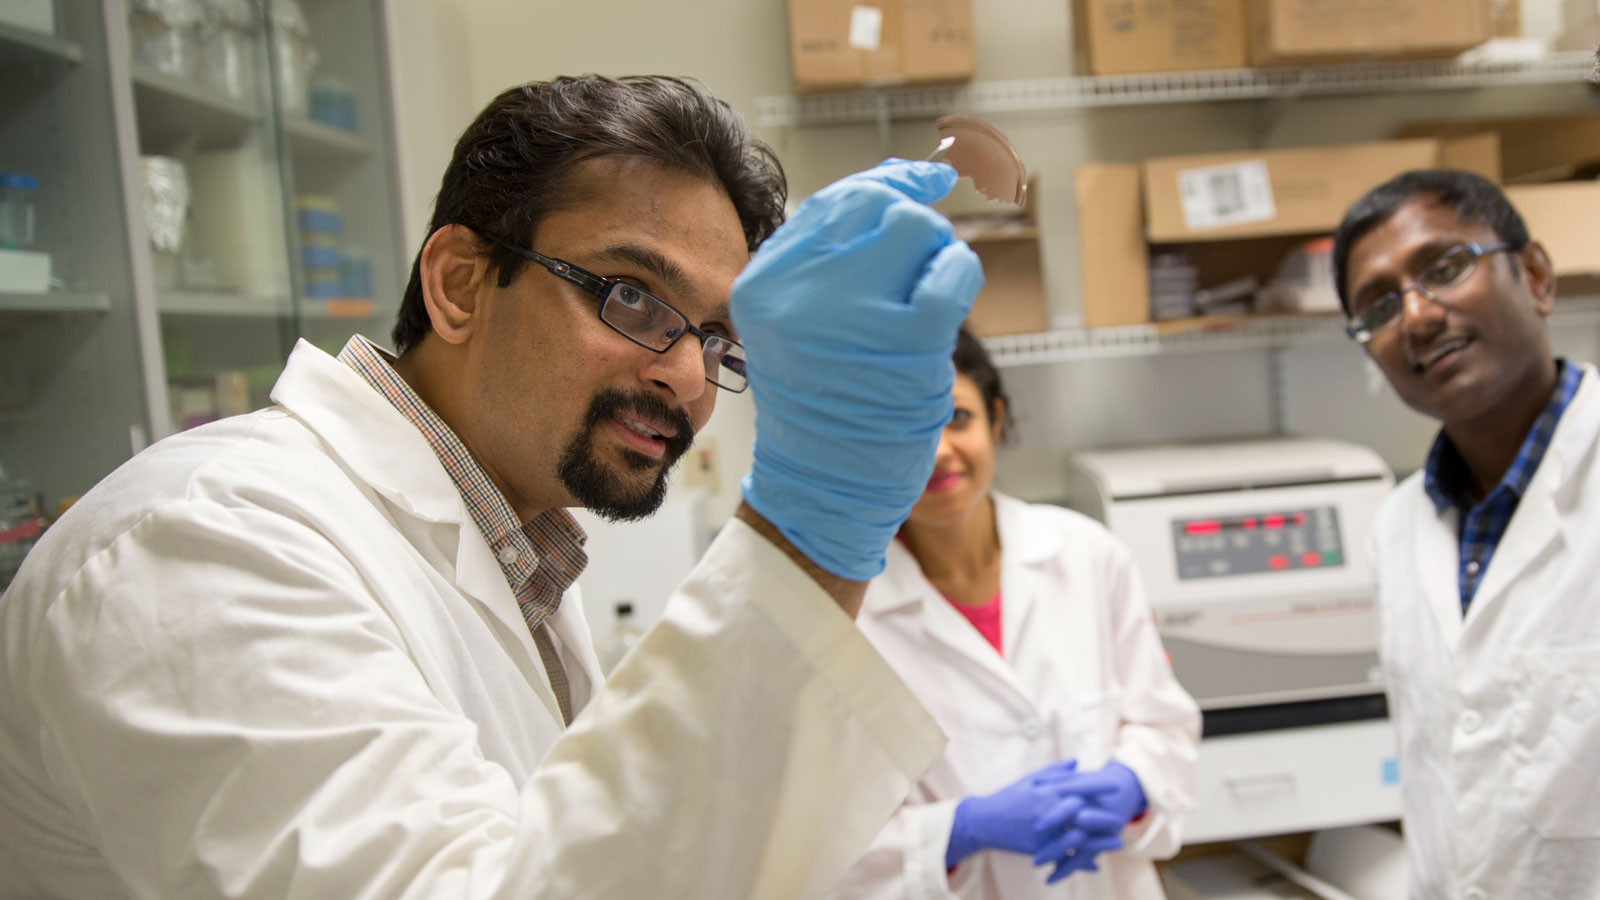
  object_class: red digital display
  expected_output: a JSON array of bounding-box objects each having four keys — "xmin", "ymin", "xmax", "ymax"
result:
[{"xmin": 1173, "ymin": 506, "xmax": 1344, "ymax": 581}]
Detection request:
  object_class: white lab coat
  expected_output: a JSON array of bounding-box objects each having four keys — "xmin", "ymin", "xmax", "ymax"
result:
[
  {"xmin": 1371, "ymin": 362, "xmax": 1600, "ymax": 900},
  {"xmin": 0, "ymin": 339, "xmax": 945, "ymax": 900},
  {"xmin": 828, "ymin": 494, "xmax": 1200, "ymax": 900}
]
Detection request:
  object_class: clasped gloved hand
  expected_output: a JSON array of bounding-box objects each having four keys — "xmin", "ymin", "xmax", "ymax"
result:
[
  {"xmin": 1031, "ymin": 760, "xmax": 1146, "ymax": 884},
  {"xmin": 945, "ymin": 759, "xmax": 1081, "ymax": 868},
  {"xmin": 732, "ymin": 159, "xmax": 984, "ymax": 580}
]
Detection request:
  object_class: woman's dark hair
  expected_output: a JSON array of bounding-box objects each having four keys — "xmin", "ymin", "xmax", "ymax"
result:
[
  {"xmin": 392, "ymin": 75, "xmax": 788, "ymax": 353},
  {"xmin": 1331, "ymin": 169, "xmax": 1528, "ymax": 313},
  {"xmin": 953, "ymin": 326, "xmax": 1015, "ymax": 443}
]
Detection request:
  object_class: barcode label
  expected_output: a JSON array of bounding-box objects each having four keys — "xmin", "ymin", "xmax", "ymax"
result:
[
  {"xmin": 848, "ymin": 6, "xmax": 884, "ymax": 50},
  {"xmin": 1177, "ymin": 160, "xmax": 1275, "ymax": 231}
]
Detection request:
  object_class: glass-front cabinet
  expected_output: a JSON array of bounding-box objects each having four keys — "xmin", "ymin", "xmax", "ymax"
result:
[{"xmin": 0, "ymin": 0, "xmax": 403, "ymax": 589}]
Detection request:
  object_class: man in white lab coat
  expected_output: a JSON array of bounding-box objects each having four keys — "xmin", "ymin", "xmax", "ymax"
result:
[
  {"xmin": 0, "ymin": 76, "xmax": 984, "ymax": 898},
  {"xmin": 1333, "ymin": 168, "xmax": 1600, "ymax": 900}
]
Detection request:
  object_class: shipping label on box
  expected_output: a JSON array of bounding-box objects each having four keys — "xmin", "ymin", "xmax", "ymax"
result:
[
  {"xmin": 848, "ymin": 5, "xmax": 885, "ymax": 48},
  {"xmin": 1177, "ymin": 160, "xmax": 1276, "ymax": 230},
  {"xmin": 1144, "ymin": 138, "xmax": 1444, "ymax": 242}
]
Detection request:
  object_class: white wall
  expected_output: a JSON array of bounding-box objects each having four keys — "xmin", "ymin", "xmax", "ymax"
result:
[
  {"xmin": 384, "ymin": 0, "xmax": 1600, "ymax": 549},
  {"xmin": 382, "ymin": 0, "xmax": 478, "ymax": 254}
]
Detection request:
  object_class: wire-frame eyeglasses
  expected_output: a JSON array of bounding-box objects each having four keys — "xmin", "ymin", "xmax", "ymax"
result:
[
  {"xmin": 487, "ymin": 236, "xmax": 748, "ymax": 393},
  {"xmin": 1345, "ymin": 241, "xmax": 1519, "ymax": 344}
]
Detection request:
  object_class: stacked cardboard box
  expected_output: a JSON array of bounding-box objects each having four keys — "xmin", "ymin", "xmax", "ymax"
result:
[
  {"xmin": 1068, "ymin": 0, "xmax": 1493, "ymax": 76},
  {"xmin": 1075, "ymin": 135, "xmax": 1500, "ymax": 328},
  {"xmin": 1246, "ymin": 0, "xmax": 1492, "ymax": 66},
  {"xmin": 1399, "ymin": 112, "xmax": 1600, "ymax": 283},
  {"xmin": 786, "ymin": 0, "xmax": 975, "ymax": 92},
  {"xmin": 1071, "ymin": 0, "xmax": 1249, "ymax": 76},
  {"xmin": 945, "ymin": 179, "xmax": 1047, "ymax": 337}
]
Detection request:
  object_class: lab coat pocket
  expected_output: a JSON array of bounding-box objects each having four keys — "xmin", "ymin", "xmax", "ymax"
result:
[
  {"xmin": 1052, "ymin": 690, "xmax": 1120, "ymax": 767},
  {"xmin": 1509, "ymin": 647, "xmax": 1600, "ymax": 840}
]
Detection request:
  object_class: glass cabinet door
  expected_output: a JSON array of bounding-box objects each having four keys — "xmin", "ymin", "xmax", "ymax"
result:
[
  {"xmin": 0, "ymin": 0, "xmax": 405, "ymax": 590},
  {"xmin": 267, "ymin": 0, "xmax": 404, "ymax": 358},
  {"xmin": 124, "ymin": 0, "xmax": 299, "ymax": 431},
  {"xmin": 0, "ymin": 3, "xmax": 158, "ymax": 589}
]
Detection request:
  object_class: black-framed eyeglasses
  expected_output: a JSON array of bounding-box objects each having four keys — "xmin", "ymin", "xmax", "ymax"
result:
[
  {"xmin": 1346, "ymin": 241, "xmax": 1519, "ymax": 344},
  {"xmin": 488, "ymin": 236, "xmax": 748, "ymax": 393}
]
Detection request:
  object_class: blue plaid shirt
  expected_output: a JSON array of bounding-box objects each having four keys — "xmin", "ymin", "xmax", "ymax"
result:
[{"xmin": 1423, "ymin": 359, "xmax": 1581, "ymax": 613}]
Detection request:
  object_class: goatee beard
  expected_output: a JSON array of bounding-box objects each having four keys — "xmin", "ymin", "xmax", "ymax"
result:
[{"xmin": 557, "ymin": 388, "xmax": 695, "ymax": 522}]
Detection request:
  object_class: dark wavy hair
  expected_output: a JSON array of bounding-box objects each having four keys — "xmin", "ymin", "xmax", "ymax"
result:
[
  {"xmin": 393, "ymin": 75, "xmax": 788, "ymax": 353},
  {"xmin": 953, "ymin": 326, "xmax": 1015, "ymax": 443}
]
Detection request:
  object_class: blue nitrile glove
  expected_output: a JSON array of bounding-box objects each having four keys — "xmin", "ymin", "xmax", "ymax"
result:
[
  {"xmin": 1036, "ymin": 831, "xmax": 1125, "ymax": 884},
  {"xmin": 945, "ymin": 760, "xmax": 1079, "ymax": 868},
  {"xmin": 1029, "ymin": 761, "xmax": 1147, "ymax": 883},
  {"xmin": 733, "ymin": 159, "xmax": 984, "ymax": 580}
]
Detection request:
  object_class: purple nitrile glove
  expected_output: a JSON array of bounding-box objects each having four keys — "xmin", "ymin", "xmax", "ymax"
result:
[
  {"xmin": 1036, "ymin": 760, "xmax": 1147, "ymax": 833},
  {"xmin": 945, "ymin": 759, "xmax": 1078, "ymax": 868},
  {"xmin": 1028, "ymin": 761, "xmax": 1147, "ymax": 883}
]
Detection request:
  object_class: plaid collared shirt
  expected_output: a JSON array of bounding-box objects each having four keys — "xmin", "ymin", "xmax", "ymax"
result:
[
  {"xmin": 1423, "ymin": 358, "xmax": 1580, "ymax": 614},
  {"xmin": 338, "ymin": 336, "xmax": 588, "ymax": 723}
]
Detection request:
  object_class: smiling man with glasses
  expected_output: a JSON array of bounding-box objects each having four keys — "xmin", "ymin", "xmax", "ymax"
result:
[
  {"xmin": 1333, "ymin": 168, "xmax": 1600, "ymax": 900},
  {"xmin": 0, "ymin": 76, "xmax": 983, "ymax": 898}
]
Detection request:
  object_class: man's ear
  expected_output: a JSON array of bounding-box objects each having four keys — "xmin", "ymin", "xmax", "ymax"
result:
[
  {"xmin": 418, "ymin": 224, "xmax": 492, "ymax": 345},
  {"xmin": 1521, "ymin": 240, "xmax": 1557, "ymax": 317}
]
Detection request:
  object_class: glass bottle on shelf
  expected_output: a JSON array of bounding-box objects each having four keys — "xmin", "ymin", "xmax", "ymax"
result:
[
  {"xmin": 0, "ymin": 172, "xmax": 37, "ymax": 250},
  {"xmin": 601, "ymin": 601, "xmax": 646, "ymax": 674}
]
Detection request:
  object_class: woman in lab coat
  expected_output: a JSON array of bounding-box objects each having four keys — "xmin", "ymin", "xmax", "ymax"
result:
[{"xmin": 829, "ymin": 329, "xmax": 1201, "ymax": 899}]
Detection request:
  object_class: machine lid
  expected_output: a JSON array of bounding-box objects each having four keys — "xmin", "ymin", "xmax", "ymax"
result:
[{"xmin": 1070, "ymin": 437, "xmax": 1392, "ymax": 500}]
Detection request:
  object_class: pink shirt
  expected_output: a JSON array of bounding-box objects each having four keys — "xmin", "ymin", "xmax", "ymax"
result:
[{"xmin": 946, "ymin": 592, "xmax": 1003, "ymax": 655}]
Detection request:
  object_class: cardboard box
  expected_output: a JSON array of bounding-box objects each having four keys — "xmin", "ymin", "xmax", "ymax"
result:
[
  {"xmin": 1247, "ymin": 0, "xmax": 1492, "ymax": 66},
  {"xmin": 1506, "ymin": 181, "xmax": 1600, "ymax": 278},
  {"xmin": 1142, "ymin": 137, "xmax": 1497, "ymax": 242},
  {"xmin": 1491, "ymin": 0, "xmax": 1521, "ymax": 37},
  {"xmin": 1071, "ymin": 0, "xmax": 1248, "ymax": 76},
  {"xmin": 1077, "ymin": 135, "xmax": 1500, "ymax": 328},
  {"xmin": 1401, "ymin": 113, "xmax": 1600, "ymax": 184},
  {"xmin": 950, "ymin": 184, "xmax": 1047, "ymax": 337},
  {"xmin": 1076, "ymin": 164, "xmax": 1147, "ymax": 328},
  {"xmin": 787, "ymin": 0, "xmax": 975, "ymax": 92}
]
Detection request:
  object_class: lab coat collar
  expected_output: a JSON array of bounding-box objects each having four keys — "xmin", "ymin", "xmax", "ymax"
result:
[
  {"xmin": 864, "ymin": 539, "xmax": 942, "ymax": 616},
  {"xmin": 990, "ymin": 492, "xmax": 1061, "ymax": 653},
  {"xmin": 859, "ymin": 494, "xmax": 1054, "ymax": 709},
  {"xmin": 863, "ymin": 492, "xmax": 1058, "ymax": 616},
  {"xmin": 994, "ymin": 492, "xmax": 1066, "ymax": 566},
  {"xmin": 1412, "ymin": 495, "xmax": 1464, "ymax": 649},
  {"xmin": 867, "ymin": 530, "xmax": 1038, "ymax": 712},
  {"xmin": 270, "ymin": 339, "xmax": 594, "ymax": 720},
  {"xmin": 270, "ymin": 338, "xmax": 472, "ymax": 528},
  {"xmin": 1463, "ymin": 364, "xmax": 1600, "ymax": 628}
]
